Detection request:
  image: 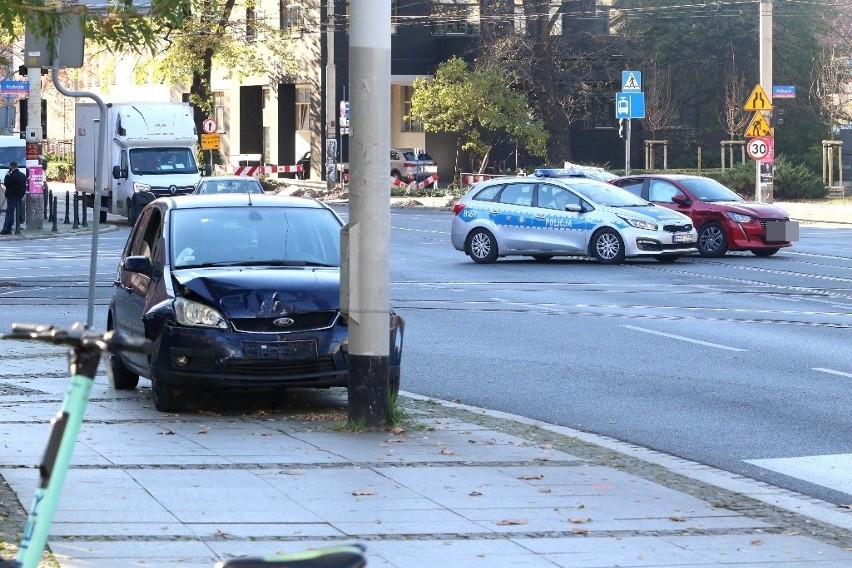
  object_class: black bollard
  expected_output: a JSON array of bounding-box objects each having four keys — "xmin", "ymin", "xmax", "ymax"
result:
[
  {"xmin": 64, "ymin": 192, "xmax": 70, "ymax": 224},
  {"xmin": 43, "ymin": 188, "xmax": 48, "ymax": 219},
  {"xmin": 81, "ymin": 198, "xmax": 87, "ymax": 227},
  {"xmin": 48, "ymin": 190, "xmax": 54, "ymax": 222},
  {"xmin": 51, "ymin": 197, "xmax": 58, "ymax": 232},
  {"xmin": 72, "ymin": 193, "xmax": 80, "ymax": 229}
]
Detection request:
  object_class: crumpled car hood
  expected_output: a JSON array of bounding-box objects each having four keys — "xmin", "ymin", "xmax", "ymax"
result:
[{"xmin": 172, "ymin": 267, "xmax": 340, "ymax": 319}]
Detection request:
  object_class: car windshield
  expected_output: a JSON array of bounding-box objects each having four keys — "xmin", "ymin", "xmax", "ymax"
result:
[
  {"xmin": 170, "ymin": 206, "xmax": 342, "ymax": 269},
  {"xmin": 678, "ymin": 177, "xmax": 744, "ymax": 202},
  {"xmin": 131, "ymin": 148, "xmax": 199, "ymax": 175},
  {"xmin": 567, "ymin": 180, "xmax": 651, "ymax": 207},
  {"xmin": 196, "ymin": 179, "xmax": 263, "ymax": 194},
  {"xmin": 402, "ymin": 150, "xmax": 433, "ymax": 161}
]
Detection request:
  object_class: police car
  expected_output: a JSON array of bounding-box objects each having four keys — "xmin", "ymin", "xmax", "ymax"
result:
[{"xmin": 450, "ymin": 169, "xmax": 698, "ymax": 264}]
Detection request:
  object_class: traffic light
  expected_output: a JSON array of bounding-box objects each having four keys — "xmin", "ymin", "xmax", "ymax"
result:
[
  {"xmin": 771, "ymin": 108, "xmax": 785, "ymax": 128},
  {"xmin": 19, "ymin": 98, "xmax": 48, "ymax": 139}
]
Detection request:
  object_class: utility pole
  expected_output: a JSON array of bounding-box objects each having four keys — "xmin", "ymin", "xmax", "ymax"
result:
[
  {"xmin": 325, "ymin": 0, "xmax": 336, "ymax": 191},
  {"xmin": 757, "ymin": 0, "xmax": 773, "ymax": 203},
  {"xmin": 25, "ymin": 65, "xmax": 44, "ymax": 229},
  {"xmin": 342, "ymin": 1, "xmax": 391, "ymax": 428}
]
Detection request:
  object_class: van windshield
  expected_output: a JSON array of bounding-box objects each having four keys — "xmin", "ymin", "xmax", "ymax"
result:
[
  {"xmin": 131, "ymin": 148, "xmax": 199, "ymax": 175},
  {"xmin": 0, "ymin": 146, "xmax": 26, "ymax": 168}
]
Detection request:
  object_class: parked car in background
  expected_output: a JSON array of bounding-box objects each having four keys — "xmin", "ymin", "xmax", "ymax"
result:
[
  {"xmin": 610, "ymin": 174, "xmax": 799, "ymax": 257},
  {"xmin": 108, "ymin": 194, "xmax": 405, "ymax": 411},
  {"xmin": 391, "ymin": 148, "xmax": 438, "ymax": 181},
  {"xmin": 451, "ymin": 171, "xmax": 697, "ymax": 265},
  {"xmin": 192, "ymin": 175, "xmax": 265, "ymax": 194}
]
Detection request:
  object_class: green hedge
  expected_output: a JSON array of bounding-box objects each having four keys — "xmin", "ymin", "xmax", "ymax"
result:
[{"xmin": 46, "ymin": 161, "xmax": 74, "ymax": 182}]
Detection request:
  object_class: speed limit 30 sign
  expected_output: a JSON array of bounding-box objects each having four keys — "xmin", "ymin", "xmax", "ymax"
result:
[{"xmin": 747, "ymin": 137, "xmax": 774, "ymax": 163}]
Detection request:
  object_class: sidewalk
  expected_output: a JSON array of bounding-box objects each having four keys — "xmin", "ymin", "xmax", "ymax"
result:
[{"xmin": 0, "ymin": 343, "xmax": 850, "ymax": 568}]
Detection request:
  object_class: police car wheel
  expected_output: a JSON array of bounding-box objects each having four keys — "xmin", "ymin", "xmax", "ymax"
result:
[
  {"xmin": 591, "ymin": 228, "xmax": 625, "ymax": 264},
  {"xmin": 466, "ymin": 229, "xmax": 498, "ymax": 264}
]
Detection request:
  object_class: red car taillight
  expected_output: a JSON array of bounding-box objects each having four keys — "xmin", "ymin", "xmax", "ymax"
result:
[
  {"xmin": 403, "ymin": 162, "xmax": 415, "ymax": 168},
  {"xmin": 453, "ymin": 203, "xmax": 466, "ymax": 216}
]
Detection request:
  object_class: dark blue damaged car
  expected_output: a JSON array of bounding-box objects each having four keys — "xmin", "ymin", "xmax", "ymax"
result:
[{"xmin": 107, "ymin": 194, "xmax": 404, "ymax": 412}]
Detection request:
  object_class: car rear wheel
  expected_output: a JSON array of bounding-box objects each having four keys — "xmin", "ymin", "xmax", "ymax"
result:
[
  {"xmin": 532, "ymin": 254, "xmax": 553, "ymax": 262},
  {"xmin": 152, "ymin": 378, "xmax": 187, "ymax": 412},
  {"xmin": 752, "ymin": 248, "xmax": 780, "ymax": 257},
  {"xmin": 698, "ymin": 222, "xmax": 728, "ymax": 257},
  {"xmin": 591, "ymin": 228, "xmax": 625, "ymax": 264},
  {"xmin": 466, "ymin": 229, "xmax": 498, "ymax": 264},
  {"xmin": 654, "ymin": 255, "xmax": 681, "ymax": 263}
]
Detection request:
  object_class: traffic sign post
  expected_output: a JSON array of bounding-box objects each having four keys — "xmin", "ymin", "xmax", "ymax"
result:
[
  {"xmin": 616, "ymin": 71, "xmax": 644, "ymax": 175},
  {"xmin": 744, "ymin": 84, "xmax": 774, "ymax": 203}
]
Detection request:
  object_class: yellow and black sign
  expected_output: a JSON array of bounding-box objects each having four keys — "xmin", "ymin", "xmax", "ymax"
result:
[
  {"xmin": 201, "ymin": 133, "xmax": 220, "ymax": 150},
  {"xmin": 744, "ymin": 84, "xmax": 772, "ymax": 111},
  {"xmin": 744, "ymin": 112, "xmax": 773, "ymax": 138}
]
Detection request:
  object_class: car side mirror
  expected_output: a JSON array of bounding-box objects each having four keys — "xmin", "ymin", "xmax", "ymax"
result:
[
  {"xmin": 672, "ymin": 194, "xmax": 691, "ymax": 206},
  {"xmin": 564, "ymin": 203, "xmax": 583, "ymax": 213},
  {"xmin": 123, "ymin": 255, "xmax": 153, "ymax": 277}
]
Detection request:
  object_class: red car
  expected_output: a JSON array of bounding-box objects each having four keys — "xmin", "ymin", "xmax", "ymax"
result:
[{"xmin": 610, "ymin": 174, "xmax": 798, "ymax": 257}]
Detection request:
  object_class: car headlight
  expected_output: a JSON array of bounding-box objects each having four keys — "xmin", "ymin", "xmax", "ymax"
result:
[
  {"xmin": 133, "ymin": 182, "xmax": 152, "ymax": 193},
  {"xmin": 174, "ymin": 298, "xmax": 228, "ymax": 329},
  {"xmin": 619, "ymin": 216, "xmax": 657, "ymax": 231},
  {"xmin": 726, "ymin": 211, "xmax": 754, "ymax": 224}
]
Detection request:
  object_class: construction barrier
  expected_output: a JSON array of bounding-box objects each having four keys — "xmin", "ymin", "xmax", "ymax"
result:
[
  {"xmin": 391, "ymin": 173, "xmax": 440, "ymax": 192},
  {"xmin": 231, "ymin": 164, "xmax": 303, "ymax": 177}
]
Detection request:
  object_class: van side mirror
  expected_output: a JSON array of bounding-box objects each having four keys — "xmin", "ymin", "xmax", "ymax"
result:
[{"xmin": 112, "ymin": 165, "xmax": 125, "ymax": 180}]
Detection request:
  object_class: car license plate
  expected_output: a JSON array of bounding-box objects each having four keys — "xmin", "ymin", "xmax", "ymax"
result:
[
  {"xmin": 765, "ymin": 220, "xmax": 799, "ymax": 242},
  {"xmin": 244, "ymin": 340, "xmax": 317, "ymax": 360},
  {"xmin": 673, "ymin": 233, "xmax": 695, "ymax": 243}
]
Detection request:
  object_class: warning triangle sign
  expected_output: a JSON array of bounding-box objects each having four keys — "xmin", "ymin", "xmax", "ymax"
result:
[
  {"xmin": 744, "ymin": 112, "xmax": 773, "ymax": 138},
  {"xmin": 744, "ymin": 84, "xmax": 772, "ymax": 111}
]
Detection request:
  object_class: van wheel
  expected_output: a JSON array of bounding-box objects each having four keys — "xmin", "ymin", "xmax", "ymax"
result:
[{"xmin": 99, "ymin": 209, "xmax": 107, "ymax": 223}]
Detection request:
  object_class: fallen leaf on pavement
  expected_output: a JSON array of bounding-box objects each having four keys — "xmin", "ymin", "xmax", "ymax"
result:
[
  {"xmin": 751, "ymin": 539, "xmax": 763, "ymax": 546},
  {"xmin": 669, "ymin": 516, "xmax": 685, "ymax": 522},
  {"xmin": 496, "ymin": 519, "xmax": 528, "ymax": 526},
  {"xmin": 352, "ymin": 489, "xmax": 377, "ymax": 496},
  {"xmin": 197, "ymin": 429, "xmax": 209, "ymax": 434},
  {"xmin": 519, "ymin": 474, "xmax": 543, "ymax": 480},
  {"xmin": 571, "ymin": 528, "xmax": 589, "ymax": 535}
]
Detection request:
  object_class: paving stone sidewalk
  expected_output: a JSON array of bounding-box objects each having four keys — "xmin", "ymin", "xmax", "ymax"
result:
[{"xmin": 0, "ymin": 344, "xmax": 850, "ymax": 568}]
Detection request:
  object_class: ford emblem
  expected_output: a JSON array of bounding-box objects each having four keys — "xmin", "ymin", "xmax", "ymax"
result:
[
  {"xmin": 169, "ymin": 185, "xmax": 178, "ymax": 195},
  {"xmin": 273, "ymin": 317, "xmax": 295, "ymax": 327}
]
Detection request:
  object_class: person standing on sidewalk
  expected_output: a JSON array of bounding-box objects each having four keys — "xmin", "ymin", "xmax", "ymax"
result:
[{"xmin": 1, "ymin": 161, "xmax": 27, "ymax": 235}]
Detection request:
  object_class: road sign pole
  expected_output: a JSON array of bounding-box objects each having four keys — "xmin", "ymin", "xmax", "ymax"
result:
[{"xmin": 625, "ymin": 119, "xmax": 631, "ymax": 175}]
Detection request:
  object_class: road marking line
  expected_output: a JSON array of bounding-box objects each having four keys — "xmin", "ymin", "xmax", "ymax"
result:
[
  {"xmin": 812, "ymin": 367, "xmax": 852, "ymax": 378},
  {"xmin": 622, "ymin": 324, "xmax": 748, "ymax": 352}
]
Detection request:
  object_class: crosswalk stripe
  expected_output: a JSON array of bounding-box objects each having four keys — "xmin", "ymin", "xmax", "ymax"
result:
[{"xmin": 745, "ymin": 454, "xmax": 852, "ymax": 496}]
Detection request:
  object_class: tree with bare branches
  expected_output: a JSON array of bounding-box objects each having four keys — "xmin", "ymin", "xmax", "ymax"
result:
[
  {"xmin": 810, "ymin": 45, "xmax": 852, "ymax": 139},
  {"xmin": 642, "ymin": 61, "xmax": 680, "ymax": 140}
]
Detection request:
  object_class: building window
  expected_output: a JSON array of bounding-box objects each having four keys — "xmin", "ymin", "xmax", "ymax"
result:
[
  {"xmin": 296, "ymin": 87, "xmax": 310, "ymax": 131},
  {"xmin": 214, "ymin": 91, "xmax": 225, "ymax": 132},
  {"xmin": 246, "ymin": 8, "xmax": 265, "ymax": 42},
  {"xmin": 280, "ymin": 2, "xmax": 301, "ymax": 35},
  {"xmin": 432, "ymin": 0, "xmax": 480, "ymax": 36},
  {"xmin": 402, "ymin": 86, "xmax": 423, "ymax": 132}
]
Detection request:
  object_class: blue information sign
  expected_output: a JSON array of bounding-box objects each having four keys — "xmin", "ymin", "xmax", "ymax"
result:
[
  {"xmin": 615, "ymin": 92, "xmax": 645, "ymax": 119},
  {"xmin": 621, "ymin": 71, "xmax": 642, "ymax": 92},
  {"xmin": 1, "ymin": 80, "xmax": 28, "ymax": 95},
  {"xmin": 772, "ymin": 85, "xmax": 796, "ymax": 99}
]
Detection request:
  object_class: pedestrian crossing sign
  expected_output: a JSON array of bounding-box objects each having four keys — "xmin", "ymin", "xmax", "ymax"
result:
[
  {"xmin": 744, "ymin": 112, "xmax": 773, "ymax": 138},
  {"xmin": 744, "ymin": 84, "xmax": 772, "ymax": 111}
]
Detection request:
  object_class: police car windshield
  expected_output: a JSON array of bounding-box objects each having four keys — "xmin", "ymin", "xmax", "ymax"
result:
[{"xmin": 567, "ymin": 180, "xmax": 650, "ymax": 207}]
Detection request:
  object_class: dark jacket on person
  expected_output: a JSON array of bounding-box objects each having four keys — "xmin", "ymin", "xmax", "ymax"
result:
[{"xmin": 3, "ymin": 168, "xmax": 27, "ymax": 201}]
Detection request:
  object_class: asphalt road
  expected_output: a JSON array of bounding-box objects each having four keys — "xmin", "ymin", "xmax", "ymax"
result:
[{"xmin": 0, "ymin": 205, "xmax": 850, "ymax": 506}]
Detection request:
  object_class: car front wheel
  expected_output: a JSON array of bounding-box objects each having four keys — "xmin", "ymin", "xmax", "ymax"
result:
[
  {"xmin": 152, "ymin": 377, "xmax": 187, "ymax": 412},
  {"xmin": 698, "ymin": 222, "xmax": 728, "ymax": 257},
  {"xmin": 466, "ymin": 229, "xmax": 498, "ymax": 264},
  {"xmin": 591, "ymin": 228, "xmax": 625, "ymax": 264}
]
